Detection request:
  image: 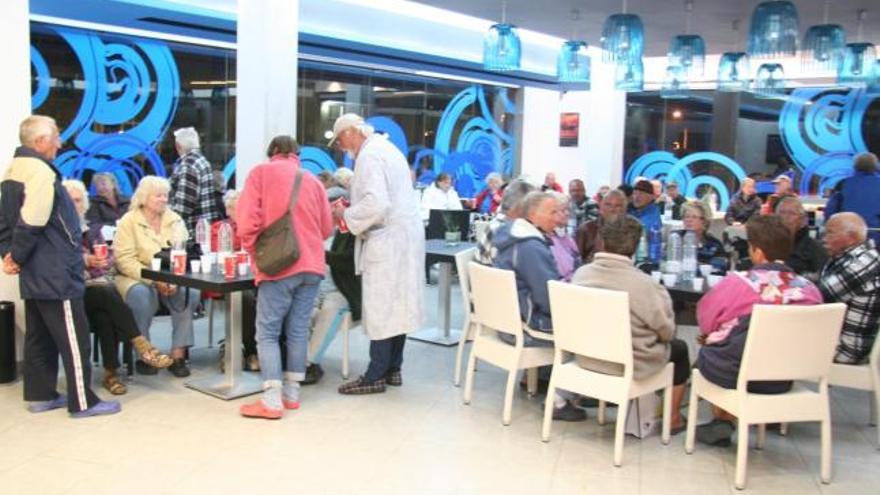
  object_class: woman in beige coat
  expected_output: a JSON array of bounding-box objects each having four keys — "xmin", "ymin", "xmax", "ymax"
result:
[{"xmin": 114, "ymin": 176, "xmax": 199, "ymax": 377}]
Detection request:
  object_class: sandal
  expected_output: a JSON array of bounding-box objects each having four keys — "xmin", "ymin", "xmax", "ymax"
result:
[
  {"xmin": 103, "ymin": 374, "xmax": 128, "ymax": 395},
  {"xmin": 141, "ymin": 348, "xmax": 173, "ymax": 369}
]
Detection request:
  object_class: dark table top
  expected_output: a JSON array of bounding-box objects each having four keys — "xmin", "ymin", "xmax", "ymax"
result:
[
  {"xmin": 425, "ymin": 239, "xmax": 477, "ymax": 263},
  {"xmin": 664, "ymin": 280, "xmax": 708, "ymax": 304},
  {"xmin": 141, "ymin": 268, "xmax": 255, "ymax": 293}
]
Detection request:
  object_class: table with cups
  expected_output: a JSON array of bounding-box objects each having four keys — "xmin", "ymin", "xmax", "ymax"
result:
[
  {"xmin": 652, "ymin": 262, "xmax": 724, "ymax": 305},
  {"xmin": 142, "ymin": 250, "xmax": 260, "ymax": 400}
]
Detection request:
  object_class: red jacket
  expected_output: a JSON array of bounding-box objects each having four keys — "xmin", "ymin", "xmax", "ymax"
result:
[{"xmin": 236, "ymin": 155, "xmax": 333, "ymax": 285}]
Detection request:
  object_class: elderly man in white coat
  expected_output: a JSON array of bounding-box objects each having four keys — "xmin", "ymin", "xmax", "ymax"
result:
[{"xmin": 330, "ymin": 114, "xmax": 426, "ymax": 395}]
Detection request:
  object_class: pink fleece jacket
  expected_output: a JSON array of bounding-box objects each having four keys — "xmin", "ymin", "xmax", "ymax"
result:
[{"xmin": 236, "ymin": 155, "xmax": 333, "ymax": 285}]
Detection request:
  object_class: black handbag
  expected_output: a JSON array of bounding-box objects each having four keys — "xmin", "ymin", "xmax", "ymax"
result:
[{"xmin": 255, "ymin": 170, "xmax": 303, "ymax": 275}]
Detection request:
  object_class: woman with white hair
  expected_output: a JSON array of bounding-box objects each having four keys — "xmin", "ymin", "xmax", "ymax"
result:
[
  {"xmin": 86, "ymin": 172, "xmax": 130, "ymax": 226},
  {"xmin": 63, "ymin": 179, "xmax": 172, "ymax": 394},
  {"xmin": 473, "ymin": 172, "xmax": 504, "ymax": 214},
  {"xmin": 113, "ymin": 176, "xmax": 200, "ymax": 377},
  {"xmin": 547, "ymin": 192, "xmax": 581, "ymax": 281}
]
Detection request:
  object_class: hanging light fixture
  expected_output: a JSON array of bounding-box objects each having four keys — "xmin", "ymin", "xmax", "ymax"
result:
[
  {"xmin": 667, "ymin": 1, "xmax": 706, "ymax": 79},
  {"xmin": 718, "ymin": 20, "xmax": 750, "ymax": 92},
  {"xmin": 802, "ymin": 0, "xmax": 846, "ymax": 72},
  {"xmin": 661, "ymin": 65, "xmax": 688, "ymax": 99},
  {"xmin": 747, "ymin": 1, "xmax": 800, "ymax": 58},
  {"xmin": 615, "ymin": 57, "xmax": 644, "ymax": 91},
  {"xmin": 557, "ymin": 10, "xmax": 591, "ymax": 88},
  {"xmin": 753, "ymin": 63, "xmax": 786, "ymax": 98},
  {"xmin": 483, "ymin": 1, "xmax": 521, "ymax": 72},
  {"xmin": 601, "ymin": 0, "xmax": 644, "ymax": 62},
  {"xmin": 837, "ymin": 10, "xmax": 878, "ymax": 87}
]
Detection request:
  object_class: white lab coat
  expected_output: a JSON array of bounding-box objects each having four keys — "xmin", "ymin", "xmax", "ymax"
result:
[
  {"xmin": 420, "ymin": 183, "xmax": 463, "ymax": 220},
  {"xmin": 343, "ymin": 134, "xmax": 425, "ymax": 340}
]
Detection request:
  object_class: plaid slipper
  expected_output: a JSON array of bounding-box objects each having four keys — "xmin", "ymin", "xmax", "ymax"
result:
[
  {"xmin": 338, "ymin": 376, "xmax": 387, "ymax": 395},
  {"xmin": 385, "ymin": 370, "xmax": 402, "ymax": 387}
]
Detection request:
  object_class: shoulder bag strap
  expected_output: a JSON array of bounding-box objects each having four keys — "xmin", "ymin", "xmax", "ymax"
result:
[{"xmin": 288, "ymin": 169, "xmax": 304, "ymax": 213}]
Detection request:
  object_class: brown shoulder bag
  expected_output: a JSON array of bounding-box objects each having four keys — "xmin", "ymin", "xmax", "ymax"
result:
[{"xmin": 254, "ymin": 170, "xmax": 303, "ymax": 275}]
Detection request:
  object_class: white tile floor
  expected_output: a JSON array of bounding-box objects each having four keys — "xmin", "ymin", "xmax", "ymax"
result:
[{"xmin": 1, "ymin": 282, "xmax": 879, "ymax": 495}]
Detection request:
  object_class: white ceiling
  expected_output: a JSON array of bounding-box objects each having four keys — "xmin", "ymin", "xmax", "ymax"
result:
[{"xmin": 412, "ymin": 0, "xmax": 880, "ymax": 57}]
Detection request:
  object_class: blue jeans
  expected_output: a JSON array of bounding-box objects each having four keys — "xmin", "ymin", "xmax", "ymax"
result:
[
  {"xmin": 256, "ymin": 273, "xmax": 321, "ymax": 383},
  {"xmin": 125, "ymin": 283, "xmax": 198, "ymax": 349}
]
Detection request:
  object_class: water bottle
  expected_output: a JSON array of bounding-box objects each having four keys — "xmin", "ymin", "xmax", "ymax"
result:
[
  {"xmin": 218, "ymin": 221, "xmax": 234, "ymax": 254},
  {"xmin": 567, "ymin": 215, "xmax": 578, "ymax": 236},
  {"xmin": 666, "ymin": 231, "xmax": 682, "ymax": 273},
  {"xmin": 682, "ymin": 231, "xmax": 697, "ymax": 282},
  {"xmin": 648, "ymin": 222, "xmax": 662, "ymax": 263},
  {"xmin": 195, "ymin": 218, "xmax": 211, "ymax": 253},
  {"xmin": 636, "ymin": 230, "xmax": 648, "ymax": 263}
]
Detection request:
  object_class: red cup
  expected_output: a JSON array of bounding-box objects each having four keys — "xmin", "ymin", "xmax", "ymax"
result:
[
  {"xmin": 93, "ymin": 243, "xmax": 108, "ymax": 258},
  {"xmin": 224, "ymin": 254, "xmax": 236, "ymax": 279},
  {"xmin": 236, "ymin": 251, "xmax": 249, "ymax": 266},
  {"xmin": 171, "ymin": 250, "xmax": 186, "ymax": 275}
]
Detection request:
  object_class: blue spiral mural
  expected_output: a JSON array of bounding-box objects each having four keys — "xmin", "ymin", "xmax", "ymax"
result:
[
  {"xmin": 779, "ymin": 87, "xmax": 879, "ymax": 194},
  {"xmin": 31, "ymin": 26, "xmax": 179, "ymax": 196}
]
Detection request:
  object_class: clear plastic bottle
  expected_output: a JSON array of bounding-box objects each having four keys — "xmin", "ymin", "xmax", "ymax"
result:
[
  {"xmin": 682, "ymin": 231, "xmax": 698, "ymax": 282},
  {"xmin": 648, "ymin": 222, "xmax": 663, "ymax": 263},
  {"xmin": 195, "ymin": 218, "xmax": 211, "ymax": 252},
  {"xmin": 666, "ymin": 231, "xmax": 682, "ymax": 273},
  {"xmin": 636, "ymin": 230, "xmax": 648, "ymax": 263},
  {"xmin": 218, "ymin": 221, "xmax": 234, "ymax": 254}
]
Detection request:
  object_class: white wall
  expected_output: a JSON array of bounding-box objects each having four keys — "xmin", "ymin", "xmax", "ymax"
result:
[
  {"xmin": 0, "ymin": 0, "xmax": 32, "ymax": 361},
  {"xmin": 519, "ymin": 60, "xmax": 627, "ymax": 197}
]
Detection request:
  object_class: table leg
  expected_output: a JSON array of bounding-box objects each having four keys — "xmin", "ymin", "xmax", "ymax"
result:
[
  {"xmin": 409, "ymin": 261, "xmax": 461, "ymax": 346},
  {"xmin": 185, "ymin": 290, "xmax": 262, "ymax": 399}
]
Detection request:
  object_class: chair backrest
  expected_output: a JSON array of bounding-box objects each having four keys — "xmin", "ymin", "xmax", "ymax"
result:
[
  {"xmin": 738, "ymin": 303, "xmax": 847, "ymax": 386},
  {"xmin": 454, "ymin": 247, "xmax": 478, "ymax": 311},
  {"xmin": 548, "ymin": 281, "xmax": 634, "ymax": 372},
  {"xmin": 468, "ymin": 262, "xmax": 523, "ymax": 338}
]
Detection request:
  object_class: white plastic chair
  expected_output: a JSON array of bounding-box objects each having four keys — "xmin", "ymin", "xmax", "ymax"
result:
[
  {"xmin": 463, "ymin": 262, "xmax": 554, "ymax": 426},
  {"xmin": 453, "ymin": 247, "xmax": 478, "ymax": 387},
  {"xmin": 541, "ymin": 282, "xmax": 673, "ymax": 467},
  {"xmin": 685, "ymin": 303, "xmax": 847, "ymax": 490},
  {"xmin": 828, "ymin": 330, "xmax": 880, "ymax": 448}
]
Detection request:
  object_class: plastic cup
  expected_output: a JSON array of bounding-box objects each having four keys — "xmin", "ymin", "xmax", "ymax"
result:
[
  {"xmin": 151, "ymin": 257, "xmax": 162, "ymax": 271},
  {"xmin": 651, "ymin": 271, "xmax": 662, "ymax": 283},
  {"xmin": 236, "ymin": 251, "xmax": 249, "ymax": 266},
  {"xmin": 223, "ymin": 254, "xmax": 236, "ymax": 279},
  {"xmin": 708, "ymin": 274, "xmax": 723, "ymax": 287},
  {"xmin": 699, "ymin": 264, "xmax": 713, "ymax": 278},
  {"xmin": 190, "ymin": 260, "xmax": 201, "ymax": 274},
  {"xmin": 93, "ymin": 243, "xmax": 108, "ymax": 258},
  {"xmin": 693, "ymin": 277, "xmax": 705, "ymax": 291},
  {"xmin": 238, "ymin": 262, "xmax": 248, "ymax": 276},
  {"xmin": 171, "ymin": 249, "xmax": 186, "ymax": 275},
  {"xmin": 662, "ymin": 274, "xmax": 678, "ymax": 287}
]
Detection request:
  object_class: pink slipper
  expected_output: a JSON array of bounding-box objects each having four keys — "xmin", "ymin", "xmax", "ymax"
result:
[
  {"xmin": 239, "ymin": 400, "xmax": 282, "ymax": 420},
  {"xmin": 282, "ymin": 399, "xmax": 300, "ymax": 410}
]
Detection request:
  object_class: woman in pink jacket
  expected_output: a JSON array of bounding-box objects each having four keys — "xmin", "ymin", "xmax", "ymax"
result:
[{"xmin": 235, "ymin": 136, "xmax": 333, "ymax": 419}]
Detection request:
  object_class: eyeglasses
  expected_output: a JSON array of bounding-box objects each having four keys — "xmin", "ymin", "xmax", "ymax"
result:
[{"xmin": 682, "ymin": 214, "xmax": 704, "ymax": 220}]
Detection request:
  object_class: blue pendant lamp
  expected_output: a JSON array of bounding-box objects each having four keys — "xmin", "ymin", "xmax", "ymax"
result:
[
  {"xmin": 718, "ymin": 52, "xmax": 751, "ymax": 91},
  {"xmin": 667, "ymin": 1, "xmax": 706, "ymax": 80},
  {"xmin": 747, "ymin": 1, "xmax": 800, "ymax": 58},
  {"xmin": 754, "ymin": 63, "xmax": 786, "ymax": 98},
  {"xmin": 661, "ymin": 65, "xmax": 688, "ymax": 99},
  {"xmin": 601, "ymin": 0, "xmax": 645, "ymax": 91},
  {"xmin": 484, "ymin": 2, "xmax": 521, "ymax": 72},
  {"xmin": 837, "ymin": 10, "xmax": 878, "ymax": 87},
  {"xmin": 558, "ymin": 41, "xmax": 591, "ymax": 87},
  {"xmin": 615, "ymin": 58, "xmax": 644, "ymax": 91},
  {"xmin": 802, "ymin": 1, "xmax": 846, "ymax": 71}
]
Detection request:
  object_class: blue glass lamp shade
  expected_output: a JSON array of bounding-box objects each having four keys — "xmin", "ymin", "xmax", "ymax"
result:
[
  {"xmin": 483, "ymin": 23, "xmax": 522, "ymax": 71},
  {"xmin": 717, "ymin": 52, "xmax": 751, "ymax": 92},
  {"xmin": 601, "ymin": 14, "xmax": 645, "ymax": 63},
  {"xmin": 837, "ymin": 42, "xmax": 878, "ymax": 87},
  {"xmin": 668, "ymin": 34, "xmax": 706, "ymax": 77},
  {"xmin": 747, "ymin": 1, "xmax": 800, "ymax": 58},
  {"xmin": 801, "ymin": 24, "xmax": 846, "ymax": 71},
  {"xmin": 557, "ymin": 40, "xmax": 591, "ymax": 86},
  {"xmin": 615, "ymin": 57, "xmax": 644, "ymax": 91},
  {"xmin": 753, "ymin": 63, "xmax": 786, "ymax": 98},
  {"xmin": 661, "ymin": 65, "xmax": 689, "ymax": 99}
]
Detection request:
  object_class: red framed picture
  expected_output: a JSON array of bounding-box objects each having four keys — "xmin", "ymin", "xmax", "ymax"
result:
[{"xmin": 559, "ymin": 112, "xmax": 579, "ymax": 147}]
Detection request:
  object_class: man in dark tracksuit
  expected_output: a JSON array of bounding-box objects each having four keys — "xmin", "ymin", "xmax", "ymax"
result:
[{"xmin": 0, "ymin": 115, "xmax": 119, "ymax": 417}]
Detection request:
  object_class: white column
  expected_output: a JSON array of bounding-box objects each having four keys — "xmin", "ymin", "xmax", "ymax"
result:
[
  {"xmin": 235, "ymin": 0, "xmax": 299, "ymax": 185},
  {"xmin": 0, "ymin": 0, "xmax": 31, "ymax": 360}
]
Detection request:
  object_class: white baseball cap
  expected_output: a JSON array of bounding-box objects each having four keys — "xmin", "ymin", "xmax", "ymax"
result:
[{"xmin": 328, "ymin": 113, "xmax": 365, "ymax": 146}]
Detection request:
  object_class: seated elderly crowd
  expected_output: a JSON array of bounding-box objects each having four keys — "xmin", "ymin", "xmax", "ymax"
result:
[{"xmin": 478, "ymin": 174, "xmax": 880, "ymax": 446}]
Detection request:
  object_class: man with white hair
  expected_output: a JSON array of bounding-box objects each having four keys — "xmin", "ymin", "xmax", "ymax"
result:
[
  {"xmin": 169, "ymin": 126, "xmax": 223, "ymax": 239},
  {"xmin": 0, "ymin": 115, "xmax": 119, "ymax": 417},
  {"xmin": 818, "ymin": 212, "xmax": 880, "ymax": 364},
  {"xmin": 724, "ymin": 177, "xmax": 762, "ymax": 225},
  {"xmin": 825, "ymin": 152, "xmax": 880, "ymax": 246},
  {"xmin": 329, "ymin": 114, "xmax": 425, "ymax": 395}
]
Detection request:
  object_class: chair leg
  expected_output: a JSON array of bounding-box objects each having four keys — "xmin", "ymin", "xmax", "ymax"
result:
[
  {"xmin": 756, "ymin": 424, "xmax": 766, "ymax": 450},
  {"xmin": 526, "ymin": 368, "xmax": 538, "ymax": 397},
  {"xmin": 502, "ymin": 370, "xmax": 517, "ymax": 426},
  {"xmin": 820, "ymin": 417, "xmax": 833, "ymax": 484},
  {"xmin": 462, "ymin": 345, "xmax": 477, "ymax": 405},
  {"xmin": 542, "ymin": 379, "xmax": 556, "ymax": 442},
  {"xmin": 613, "ymin": 398, "xmax": 629, "ymax": 467},
  {"xmin": 342, "ymin": 324, "xmax": 350, "ymax": 380},
  {"xmin": 598, "ymin": 401, "xmax": 607, "ymax": 426},
  {"xmin": 92, "ymin": 333, "xmax": 100, "ymax": 364},
  {"xmin": 735, "ymin": 422, "xmax": 750, "ymax": 490},
  {"xmin": 661, "ymin": 382, "xmax": 672, "ymax": 445},
  {"xmin": 453, "ymin": 320, "xmax": 471, "ymax": 387},
  {"xmin": 685, "ymin": 384, "xmax": 700, "ymax": 454}
]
